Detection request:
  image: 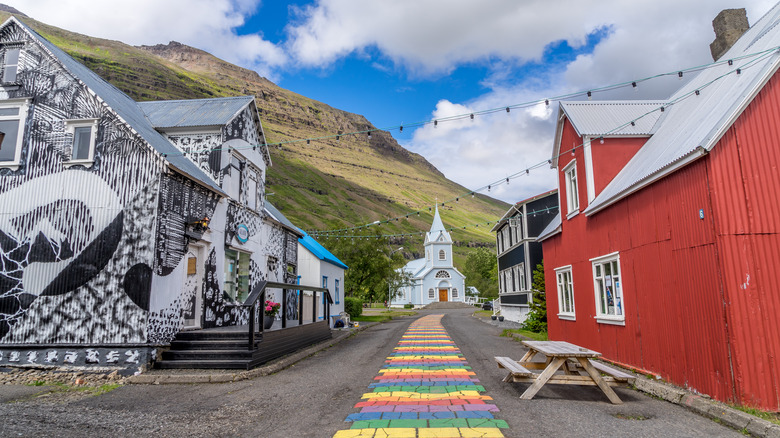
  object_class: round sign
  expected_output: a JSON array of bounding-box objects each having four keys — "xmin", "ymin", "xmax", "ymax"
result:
[{"xmin": 236, "ymin": 224, "xmax": 250, "ymax": 243}]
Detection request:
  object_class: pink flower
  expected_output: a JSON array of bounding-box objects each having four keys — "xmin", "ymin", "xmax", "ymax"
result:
[{"xmin": 265, "ymin": 306, "xmax": 272, "ymax": 312}]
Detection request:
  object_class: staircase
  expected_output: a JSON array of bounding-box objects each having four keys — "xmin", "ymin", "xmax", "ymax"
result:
[{"xmin": 155, "ymin": 321, "xmax": 332, "ymax": 370}]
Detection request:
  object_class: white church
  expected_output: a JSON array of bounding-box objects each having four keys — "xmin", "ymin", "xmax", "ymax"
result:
[{"xmin": 390, "ymin": 207, "xmax": 466, "ymax": 307}]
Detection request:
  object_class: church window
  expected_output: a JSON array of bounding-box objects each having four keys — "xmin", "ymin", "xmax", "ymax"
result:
[
  {"xmin": 438, "ymin": 249, "xmax": 446, "ymax": 260},
  {"xmin": 452, "ymin": 288, "xmax": 458, "ymax": 298},
  {"xmin": 435, "ymin": 270, "xmax": 450, "ymax": 279},
  {"xmin": 428, "ymin": 288, "xmax": 435, "ymax": 299}
]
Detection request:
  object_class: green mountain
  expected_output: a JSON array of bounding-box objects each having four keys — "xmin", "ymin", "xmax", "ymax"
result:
[{"xmin": 1, "ymin": 7, "xmax": 509, "ymax": 265}]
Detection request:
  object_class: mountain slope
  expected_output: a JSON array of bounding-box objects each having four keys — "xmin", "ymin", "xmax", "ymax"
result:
[{"xmin": 1, "ymin": 9, "xmax": 508, "ymax": 264}]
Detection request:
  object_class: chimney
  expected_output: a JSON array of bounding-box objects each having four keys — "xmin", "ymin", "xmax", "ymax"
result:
[{"xmin": 710, "ymin": 8, "xmax": 750, "ymax": 61}]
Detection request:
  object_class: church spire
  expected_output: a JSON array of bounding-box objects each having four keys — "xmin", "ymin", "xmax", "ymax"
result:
[{"xmin": 425, "ymin": 205, "xmax": 452, "ymax": 244}]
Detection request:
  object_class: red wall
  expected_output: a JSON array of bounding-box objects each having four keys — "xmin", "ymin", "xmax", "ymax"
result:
[
  {"xmin": 591, "ymin": 138, "xmax": 645, "ymax": 195},
  {"xmin": 544, "ymin": 72, "xmax": 780, "ymax": 409}
]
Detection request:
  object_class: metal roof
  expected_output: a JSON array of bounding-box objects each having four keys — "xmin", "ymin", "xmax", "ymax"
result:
[
  {"xmin": 561, "ymin": 101, "xmax": 666, "ymax": 136},
  {"xmin": 536, "ymin": 213, "xmax": 561, "ymax": 242},
  {"xmin": 137, "ymin": 96, "xmax": 254, "ymax": 129},
  {"xmin": 491, "ymin": 189, "xmax": 558, "ymax": 232},
  {"xmin": 298, "ymin": 230, "xmax": 348, "ymax": 270},
  {"xmin": 10, "ymin": 17, "xmax": 225, "ymax": 195},
  {"xmin": 582, "ymin": 4, "xmax": 780, "ymax": 215},
  {"xmin": 264, "ymin": 202, "xmax": 303, "ymax": 237}
]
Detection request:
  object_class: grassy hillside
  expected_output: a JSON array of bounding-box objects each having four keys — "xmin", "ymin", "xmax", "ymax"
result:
[{"xmin": 2, "ymin": 9, "xmax": 509, "ymax": 265}]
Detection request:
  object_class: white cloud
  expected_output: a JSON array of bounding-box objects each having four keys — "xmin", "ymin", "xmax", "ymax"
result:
[{"xmin": 4, "ymin": 0, "xmax": 288, "ymax": 79}]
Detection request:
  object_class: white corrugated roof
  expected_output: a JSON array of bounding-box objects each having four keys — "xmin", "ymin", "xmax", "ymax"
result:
[
  {"xmin": 583, "ymin": 4, "xmax": 780, "ymax": 215},
  {"xmin": 561, "ymin": 101, "xmax": 666, "ymax": 137}
]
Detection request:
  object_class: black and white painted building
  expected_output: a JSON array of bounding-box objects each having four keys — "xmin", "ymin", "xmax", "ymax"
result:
[
  {"xmin": 0, "ymin": 17, "xmax": 300, "ymax": 372},
  {"xmin": 490, "ymin": 190, "xmax": 558, "ymax": 323}
]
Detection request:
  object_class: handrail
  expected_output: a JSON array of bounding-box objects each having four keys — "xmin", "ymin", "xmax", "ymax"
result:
[{"xmin": 241, "ymin": 281, "xmax": 333, "ymax": 350}]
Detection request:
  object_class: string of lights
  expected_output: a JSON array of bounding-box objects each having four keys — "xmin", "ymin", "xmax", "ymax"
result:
[
  {"xmin": 307, "ymin": 48, "xmax": 776, "ymax": 237},
  {"xmin": 157, "ymin": 45, "xmax": 780, "ymax": 162}
]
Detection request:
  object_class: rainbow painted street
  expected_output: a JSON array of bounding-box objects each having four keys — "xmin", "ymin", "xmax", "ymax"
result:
[{"xmin": 333, "ymin": 314, "xmax": 508, "ymax": 438}]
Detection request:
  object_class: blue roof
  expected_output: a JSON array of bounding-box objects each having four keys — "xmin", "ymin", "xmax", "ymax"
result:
[
  {"xmin": 298, "ymin": 230, "xmax": 348, "ymax": 270},
  {"xmin": 138, "ymin": 96, "xmax": 254, "ymax": 129},
  {"xmin": 10, "ymin": 17, "xmax": 223, "ymax": 194}
]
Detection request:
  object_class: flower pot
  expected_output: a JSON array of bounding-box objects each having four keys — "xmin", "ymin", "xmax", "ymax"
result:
[
  {"xmin": 498, "ymin": 316, "xmax": 504, "ymax": 322},
  {"xmin": 490, "ymin": 315, "xmax": 497, "ymax": 320},
  {"xmin": 263, "ymin": 315, "xmax": 274, "ymax": 329}
]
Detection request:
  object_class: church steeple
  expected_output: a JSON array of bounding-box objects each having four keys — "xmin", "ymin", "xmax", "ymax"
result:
[{"xmin": 425, "ymin": 206, "xmax": 452, "ymax": 245}]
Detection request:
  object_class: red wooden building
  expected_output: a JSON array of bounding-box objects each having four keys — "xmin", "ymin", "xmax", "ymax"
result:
[{"xmin": 538, "ymin": 6, "xmax": 780, "ymax": 410}]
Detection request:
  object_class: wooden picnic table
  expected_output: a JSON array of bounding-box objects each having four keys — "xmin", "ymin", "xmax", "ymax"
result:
[{"xmin": 496, "ymin": 340, "xmax": 635, "ymax": 404}]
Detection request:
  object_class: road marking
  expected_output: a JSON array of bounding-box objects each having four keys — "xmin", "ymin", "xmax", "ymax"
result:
[{"xmin": 333, "ymin": 314, "xmax": 507, "ymax": 438}]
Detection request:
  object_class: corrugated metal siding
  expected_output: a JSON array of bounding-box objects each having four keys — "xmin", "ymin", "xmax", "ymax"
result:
[
  {"xmin": 137, "ymin": 96, "xmax": 254, "ymax": 129},
  {"xmin": 562, "ymin": 101, "xmax": 665, "ymax": 136}
]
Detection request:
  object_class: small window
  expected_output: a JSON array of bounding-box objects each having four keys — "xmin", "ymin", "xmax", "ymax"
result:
[
  {"xmin": 3, "ymin": 47, "xmax": 20, "ymax": 83},
  {"xmin": 452, "ymin": 288, "xmax": 458, "ymax": 299},
  {"xmin": 322, "ymin": 275, "xmax": 328, "ymax": 289},
  {"xmin": 226, "ymin": 153, "xmax": 243, "ymax": 200},
  {"xmin": 592, "ymin": 253, "xmax": 624, "ymax": 324},
  {"xmin": 496, "ymin": 234, "xmax": 503, "ymax": 253},
  {"xmin": 426, "ymin": 250, "xmax": 430, "ymax": 261},
  {"xmin": 438, "ymin": 249, "xmax": 446, "ymax": 260},
  {"xmin": 428, "ymin": 288, "xmax": 434, "ymax": 299},
  {"xmin": 564, "ymin": 161, "xmax": 579, "ymax": 217},
  {"xmin": 247, "ymin": 168, "xmax": 259, "ymax": 210},
  {"xmin": 555, "ymin": 266, "xmax": 575, "ymax": 319},
  {"xmin": 64, "ymin": 119, "xmax": 98, "ymax": 166},
  {"xmin": 335, "ymin": 279, "xmax": 340, "ymax": 304}
]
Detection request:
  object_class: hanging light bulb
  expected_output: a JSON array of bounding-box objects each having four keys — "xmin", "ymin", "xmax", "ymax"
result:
[
  {"xmin": 660, "ymin": 106, "xmax": 665, "ymax": 112},
  {"xmin": 434, "ymin": 120, "xmax": 438, "ymax": 128},
  {"xmin": 506, "ymin": 177, "xmax": 509, "ymax": 183},
  {"xmin": 545, "ymin": 99, "xmax": 549, "ymax": 106},
  {"xmin": 587, "ymin": 91, "xmax": 592, "ymax": 100},
  {"xmin": 525, "ymin": 169, "xmax": 529, "ymax": 175},
  {"xmin": 695, "ymin": 90, "xmax": 700, "ymax": 96},
  {"xmin": 736, "ymin": 68, "xmax": 742, "ymax": 75},
  {"xmin": 488, "ymin": 185, "xmax": 491, "ymax": 192},
  {"xmin": 367, "ymin": 131, "xmax": 372, "ymax": 139},
  {"xmin": 306, "ymin": 139, "xmax": 310, "ymax": 145},
  {"xmin": 632, "ymin": 81, "xmax": 637, "ymax": 90},
  {"xmin": 470, "ymin": 113, "xmax": 474, "ymax": 121},
  {"xmin": 506, "ymin": 107, "xmax": 510, "ymax": 113},
  {"xmin": 400, "ymin": 125, "xmax": 403, "ymax": 132},
  {"xmin": 600, "ymin": 137, "xmax": 604, "ymax": 144},
  {"xmin": 728, "ymin": 59, "xmax": 733, "ymax": 66},
  {"xmin": 631, "ymin": 121, "xmax": 636, "ymax": 126},
  {"xmin": 678, "ymin": 71, "xmax": 683, "ymax": 79}
]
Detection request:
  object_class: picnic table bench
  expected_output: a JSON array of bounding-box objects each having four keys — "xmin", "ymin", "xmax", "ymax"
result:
[{"xmin": 495, "ymin": 340, "xmax": 636, "ymax": 404}]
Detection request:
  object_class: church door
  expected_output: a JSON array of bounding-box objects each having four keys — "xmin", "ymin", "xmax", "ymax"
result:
[{"xmin": 438, "ymin": 289, "xmax": 448, "ymax": 302}]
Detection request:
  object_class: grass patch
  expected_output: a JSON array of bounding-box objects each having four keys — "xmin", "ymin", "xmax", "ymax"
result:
[
  {"xmin": 352, "ymin": 310, "xmax": 417, "ymax": 323},
  {"xmin": 473, "ymin": 310, "xmax": 493, "ymax": 317},
  {"xmin": 25, "ymin": 380, "xmax": 122, "ymax": 397},
  {"xmin": 729, "ymin": 404, "xmax": 780, "ymax": 426},
  {"xmin": 500, "ymin": 328, "xmax": 549, "ymax": 342}
]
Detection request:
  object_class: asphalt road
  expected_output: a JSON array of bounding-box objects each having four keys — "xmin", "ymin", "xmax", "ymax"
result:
[{"xmin": 0, "ymin": 308, "xmax": 741, "ymax": 437}]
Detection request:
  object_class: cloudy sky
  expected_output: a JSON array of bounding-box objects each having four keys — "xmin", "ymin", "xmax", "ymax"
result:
[{"xmin": 7, "ymin": 0, "xmax": 776, "ymax": 202}]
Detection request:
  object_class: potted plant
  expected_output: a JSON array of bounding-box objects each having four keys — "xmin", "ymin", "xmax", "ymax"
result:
[{"xmin": 264, "ymin": 300, "xmax": 280, "ymax": 329}]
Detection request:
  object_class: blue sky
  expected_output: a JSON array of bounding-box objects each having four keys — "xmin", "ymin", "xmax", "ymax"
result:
[{"xmin": 9, "ymin": 0, "xmax": 776, "ymax": 201}]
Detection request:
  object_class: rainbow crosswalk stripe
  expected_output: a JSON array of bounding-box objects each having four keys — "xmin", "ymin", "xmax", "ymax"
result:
[{"xmin": 333, "ymin": 314, "xmax": 507, "ymax": 438}]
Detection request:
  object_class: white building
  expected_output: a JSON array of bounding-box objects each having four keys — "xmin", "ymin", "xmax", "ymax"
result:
[
  {"xmin": 390, "ymin": 207, "xmax": 466, "ymax": 307},
  {"xmin": 296, "ymin": 230, "xmax": 347, "ymax": 320}
]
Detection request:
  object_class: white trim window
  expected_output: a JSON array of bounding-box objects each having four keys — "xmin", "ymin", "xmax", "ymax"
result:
[
  {"xmin": 335, "ymin": 279, "xmax": 340, "ymax": 304},
  {"xmin": 0, "ymin": 99, "xmax": 29, "ymax": 170},
  {"xmin": 438, "ymin": 249, "xmax": 446, "ymax": 260},
  {"xmin": 563, "ymin": 160, "xmax": 579, "ymax": 218},
  {"xmin": 64, "ymin": 119, "xmax": 98, "ymax": 167},
  {"xmin": 452, "ymin": 288, "xmax": 458, "ymax": 299},
  {"xmin": 428, "ymin": 288, "xmax": 435, "ymax": 299},
  {"xmin": 555, "ymin": 266, "xmax": 575, "ymax": 319},
  {"xmin": 591, "ymin": 253, "xmax": 624, "ymax": 324},
  {"xmin": 2, "ymin": 46, "xmax": 20, "ymax": 84}
]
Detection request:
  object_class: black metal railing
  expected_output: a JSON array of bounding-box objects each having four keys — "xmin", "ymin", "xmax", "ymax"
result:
[{"xmin": 242, "ymin": 281, "xmax": 333, "ymax": 350}]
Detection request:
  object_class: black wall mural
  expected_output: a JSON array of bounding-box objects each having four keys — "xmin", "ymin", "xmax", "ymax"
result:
[{"xmin": 166, "ymin": 134, "xmax": 222, "ymax": 183}]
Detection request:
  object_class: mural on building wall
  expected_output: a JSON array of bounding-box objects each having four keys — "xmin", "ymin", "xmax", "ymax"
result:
[
  {"xmin": 0, "ymin": 23, "xmax": 164, "ymax": 344},
  {"xmin": 166, "ymin": 134, "xmax": 222, "ymax": 182}
]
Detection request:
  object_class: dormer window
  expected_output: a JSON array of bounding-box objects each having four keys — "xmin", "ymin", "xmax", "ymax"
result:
[
  {"xmin": 2, "ymin": 46, "xmax": 20, "ymax": 84},
  {"xmin": 63, "ymin": 119, "xmax": 98, "ymax": 167},
  {"xmin": 0, "ymin": 98, "xmax": 29, "ymax": 170}
]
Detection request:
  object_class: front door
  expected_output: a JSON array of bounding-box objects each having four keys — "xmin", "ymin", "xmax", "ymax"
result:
[
  {"xmin": 438, "ymin": 289, "xmax": 448, "ymax": 302},
  {"xmin": 182, "ymin": 244, "xmax": 205, "ymax": 328}
]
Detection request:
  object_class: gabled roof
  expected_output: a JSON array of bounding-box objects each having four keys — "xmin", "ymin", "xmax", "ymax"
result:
[
  {"xmin": 298, "ymin": 230, "xmax": 348, "ymax": 270},
  {"xmin": 578, "ymin": 4, "xmax": 780, "ymax": 215},
  {"xmin": 401, "ymin": 258, "xmax": 427, "ymax": 277},
  {"xmin": 7, "ymin": 17, "xmax": 224, "ymax": 194},
  {"xmin": 491, "ymin": 189, "xmax": 557, "ymax": 232},
  {"xmin": 138, "ymin": 96, "xmax": 255, "ymax": 129},
  {"xmin": 264, "ymin": 202, "xmax": 303, "ymax": 237}
]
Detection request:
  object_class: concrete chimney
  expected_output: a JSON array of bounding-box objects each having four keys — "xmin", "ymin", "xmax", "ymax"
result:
[{"xmin": 710, "ymin": 8, "xmax": 750, "ymax": 61}]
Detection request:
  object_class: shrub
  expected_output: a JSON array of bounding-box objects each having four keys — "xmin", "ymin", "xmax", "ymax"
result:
[
  {"xmin": 344, "ymin": 296, "xmax": 363, "ymax": 317},
  {"xmin": 404, "ymin": 304, "xmax": 414, "ymax": 309},
  {"xmin": 522, "ymin": 262, "xmax": 548, "ymax": 333}
]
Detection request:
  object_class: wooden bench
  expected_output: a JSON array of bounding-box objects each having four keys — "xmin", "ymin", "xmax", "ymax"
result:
[
  {"xmin": 587, "ymin": 360, "xmax": 636, "ymax": 384},
  {"xmin": 495, "ymin": 356, "xmax": 534, "ymax": 382}
]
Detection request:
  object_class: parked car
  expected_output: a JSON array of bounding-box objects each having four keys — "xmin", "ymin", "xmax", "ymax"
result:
[{"xmin": 481, "ymin": 301, "xmax": 493, "ymax": 311}]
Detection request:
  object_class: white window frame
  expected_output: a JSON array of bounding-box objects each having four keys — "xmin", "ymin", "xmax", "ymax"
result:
[
  {"xmin": 555, "ymin": 265, "xmax": 575, "ymax": 320},
  {"xmin": 438, "ymin": 249, "xmax": 446, "ymax": 260},
  {"xmin": 246, "ymin": 166, "xmax": 259, "ymax": 211},
  {"xmin": 335, "ymin": 279, "xmax": 340, "ymax": 304},
  {"xmin": 2, "ymin": 46, "xmax": 21, "ymax": 84},
  {"xmin": 563, "ymin": 160, "xmax": 579, "ymax": 219},
  {"xmin": 0, "ymin": 98, "xmax": 29, "ymax": 170},
  {"xmin": 428, "ymin": 288, "xmax": 435, "ymax": 299},
  {"xmin": 591, "ymin": 252, "xmax": 625, "ymax": 325},
  {"xmin": 63, "ymin": 119, "xmax": 99, "ymax": 168},
  {"xmin": 452, "ymin": 287, "xmax": 458, "ymax": 299}
]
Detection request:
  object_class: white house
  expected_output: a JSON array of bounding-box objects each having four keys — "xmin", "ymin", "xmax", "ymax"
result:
[
  {"xmin": 296, "ymin": 229, "xmax": 348, "ymax": 320},
  {"xmin": 390, "ymin": 207, "xmax": 466, "ymax": 307}
]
